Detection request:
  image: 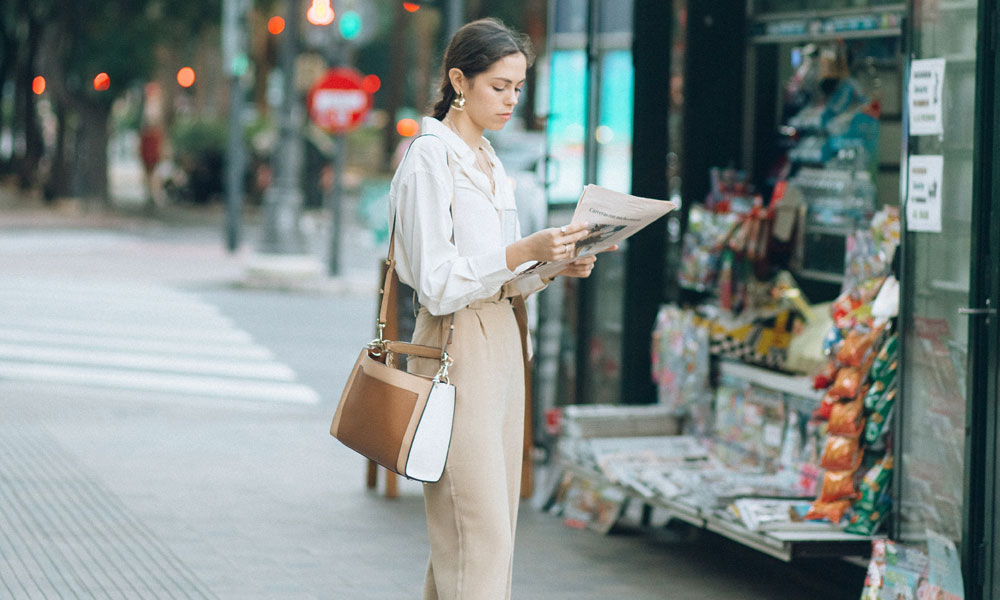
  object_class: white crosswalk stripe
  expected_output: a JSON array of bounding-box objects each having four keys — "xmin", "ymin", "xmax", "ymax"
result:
[{"xmin": 0, "ymin": 276, "xmax": 320, "ymax": 404}]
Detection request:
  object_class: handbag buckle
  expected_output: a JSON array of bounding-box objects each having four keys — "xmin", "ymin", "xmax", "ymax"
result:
[{"xmin": 434, "ymin": 352, "xmax": 453, "ymax": 384}]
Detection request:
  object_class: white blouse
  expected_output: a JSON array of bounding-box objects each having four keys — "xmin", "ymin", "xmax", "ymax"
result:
[{"xmin": 389, "ymin": 116, "xmax": 545, "ymax": 316}]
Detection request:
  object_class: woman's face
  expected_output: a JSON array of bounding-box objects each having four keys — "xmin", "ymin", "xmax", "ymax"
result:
[{"xmin": 462, "ymin": 52, "xmax": 527, "ymax": 132}]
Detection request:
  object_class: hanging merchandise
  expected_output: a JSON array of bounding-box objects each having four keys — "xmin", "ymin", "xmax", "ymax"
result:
[{"xmin": 650, "ymin": 305, "xmax": 712, "ymax": 414}]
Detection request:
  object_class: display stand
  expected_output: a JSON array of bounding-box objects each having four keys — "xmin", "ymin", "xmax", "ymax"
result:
[{"xmin": 553, "ymin": 359, "xmax": 882, "ymax": 562}]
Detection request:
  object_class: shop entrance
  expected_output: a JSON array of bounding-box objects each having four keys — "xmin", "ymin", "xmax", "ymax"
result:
[{"xmin": 896, "ymin": 1, "xmax": 999, "ymax": 597}]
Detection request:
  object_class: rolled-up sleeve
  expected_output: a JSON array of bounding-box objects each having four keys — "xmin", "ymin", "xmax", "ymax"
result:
[{"xmin": 394, "ymin": 169, "xmax": 513, "ymax": 316}]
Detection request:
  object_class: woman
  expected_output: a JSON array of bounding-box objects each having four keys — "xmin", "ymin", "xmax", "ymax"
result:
[{"xmin": 390, "ymin": 18, "xmax": 608, "ymax": 599}]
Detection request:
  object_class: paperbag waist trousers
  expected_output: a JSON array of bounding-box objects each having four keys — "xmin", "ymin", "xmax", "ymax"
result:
[{"xmin": 408, "ymin": 291, "xmax": 525, "ymax": 600}]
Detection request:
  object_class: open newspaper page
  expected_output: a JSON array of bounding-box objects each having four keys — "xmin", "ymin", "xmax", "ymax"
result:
[{"xmin": 511, "ymin": 184, "xmax": 678, "ymax": 283}]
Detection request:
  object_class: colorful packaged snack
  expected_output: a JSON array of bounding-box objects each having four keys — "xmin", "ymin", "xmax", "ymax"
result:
[
  {"xmin": 863, "ymin": 377, "xmax": 887, "ymax": 411},
  {"xmin": 819, "ymin": 469, "xmax": 860, "ymax": 502},
  {"xmin": 869, "ymin": 333, "xmax": 898, "ymax": 381},
  {"xmin": 845, "ymin": 498, "xmax": 891, "ymax": 535},
  {"xmin": 814, "ymin": 390, "xmax": 838, "ymax": 420},
  {"xmin": 820, "ymin": 435, "xmax": 864, "ymax": 471},
  {"xmin": 856, "ymin": 455, "xmax": 893, "ymax": 512},
  {"xmin": 805, "ymin": 498, "xmax": 853, "ymax": 523},
  {"xmin": 829, "ymin": 367, "xmax": 862, "ymax": 399},
  {"xmin": 822, "ymin": 325, "xmax": 844, "ymax": 358},
  {"xmin": 829, "ymin": 390, "xmax": 866, "ymax": 437},
  {"xmin": 836, "ymin": 328, "xmax": 880, "ymax": 368},
  {"xmin": 813, "ymin": 359, "xmax": 839, "ymax": 390},
  {"xmin": 864, "ymin": 385, "xmax": 897, "ymax": 446}
]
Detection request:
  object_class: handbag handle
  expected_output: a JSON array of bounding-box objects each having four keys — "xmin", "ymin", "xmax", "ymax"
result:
[{"xmin": 373, "ymin": 134, "xmax": 456, "ymax": 382}]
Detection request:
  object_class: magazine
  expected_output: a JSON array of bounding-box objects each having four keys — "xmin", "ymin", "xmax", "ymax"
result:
[{"xmin": 512, "ymin": 184, "xmax": 678, "ymax": 283}]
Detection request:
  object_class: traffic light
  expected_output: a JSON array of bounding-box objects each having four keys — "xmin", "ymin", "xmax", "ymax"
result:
[
  {"xmin": 307, "ymin": 0, "xmax": 335, "ymax": 26},
  {"xmin": 339, "ymin": 10, "xmax": 362, "ymax": 39},
  {"xmin": 93, "ymin": 72, "xmax": 110, "ymax": 91}
]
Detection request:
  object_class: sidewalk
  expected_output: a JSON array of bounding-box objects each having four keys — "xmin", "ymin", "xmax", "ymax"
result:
[{"xmin": 0, "ymin": 192, "xmax": 864, "ymax": 599}]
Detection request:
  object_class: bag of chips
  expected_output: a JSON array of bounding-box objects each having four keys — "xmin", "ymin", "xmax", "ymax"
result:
[
  {"xmin": 805, "ymin": 498, "xmax": 853, "ymax": 523},
  {"xmin": 819, "ymin": 469, "xmax": 860, "ymax": 502},
  {"xmin": 864, "ymin": 385, "xmax": 897, "ymax": 446},
  {"xmin": 829, "ymin": 367, "xmax": 863, "ymax": 399},
  {"xmin": 820, "ymin": 435, "xmax": 864, "ymax": 471},
  {"xmin": 855, "ymin": 455, "xmax": 893, "ymax": 512},
  {"xmin": 836, "ymin": 328, "xmax": 880, "ymax": 368},
  {"xmin": 845, "ymin": 498, "xmax": 891, "ymax": 535},
  {"xmin": 869, "ymin": 333, "xmax": 898, "ymax": 382},
  {"xmin": 829, "ymin": 391, "xmax": 866, "ymax": 437}
]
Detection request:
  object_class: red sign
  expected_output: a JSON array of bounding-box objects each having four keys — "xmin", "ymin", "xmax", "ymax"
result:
[{"xmin": 306, "ymin": 67, "xmax": 373, "ymax": 134}]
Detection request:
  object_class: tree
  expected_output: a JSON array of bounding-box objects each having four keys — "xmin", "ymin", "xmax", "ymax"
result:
[{"xmin": 2, "ymin": 0, "xmax": 220, "ymax": 202}]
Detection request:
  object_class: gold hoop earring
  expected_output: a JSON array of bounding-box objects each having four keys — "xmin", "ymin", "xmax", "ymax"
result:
[{"xmin": 451, "ymin": 90, "xmax": 465, "ymax": 111}]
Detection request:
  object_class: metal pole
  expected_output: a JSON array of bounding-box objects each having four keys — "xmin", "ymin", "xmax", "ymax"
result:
[
  {"xmin": 327, "ymin": 135, "xmax": 345, "ymax": 275},
  {"xmin": 446, "ymin": 0, "xmax": 464, "ymax": 40},
  {"xmin": 260, "ymin": 0, "xmax": 307, "ymax": 254},
  {"xmin": 222, "ymin": 0, "xmax": 249, "ymax": 252}
]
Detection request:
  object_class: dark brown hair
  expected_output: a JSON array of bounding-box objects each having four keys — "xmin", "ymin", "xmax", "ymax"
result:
[{"xmin": 431, "ymin": 18, "xmax": 535, "ymax": 121}]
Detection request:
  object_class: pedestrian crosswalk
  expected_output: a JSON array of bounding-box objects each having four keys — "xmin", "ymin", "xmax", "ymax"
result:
[{"xmin": 0, "ymin": 276, "xmax": 320, "ymax": 404}]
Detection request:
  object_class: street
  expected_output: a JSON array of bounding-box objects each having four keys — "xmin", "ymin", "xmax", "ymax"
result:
[{"xmin": 0, "ymin": 198, "xmax": 862, "ymax": 599}]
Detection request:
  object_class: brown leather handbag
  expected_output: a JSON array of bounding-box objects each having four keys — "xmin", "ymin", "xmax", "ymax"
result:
[{"xmin": 330, "ymin": 209, "xmax": 457, "ymax": 484}]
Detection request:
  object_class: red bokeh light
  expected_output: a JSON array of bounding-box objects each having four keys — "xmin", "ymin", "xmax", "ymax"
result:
[
  {"xmin": 403, "ymin": 2, "xmax": 420, "ymax": 12},
  {"xmin": 32, "ymin": 76, "xmax": 46, "ymax": 95},
  {"xmin": 268, "ymin": 16, "xmax": 285, "ymax": 35},
  {"xmin": 176, "ymin": 67, "xmax": 196, "ymax": 88},
  {"xmin": 362, "ymin": 74, "xmax": 381, "ymax": 94},
  {"xmin": 93, "ymin": 72, "xmax": 110, "ymax": 91},
  {"xmin": 396, "ymin": 118, "xmax": 419, "ymax": 137}
]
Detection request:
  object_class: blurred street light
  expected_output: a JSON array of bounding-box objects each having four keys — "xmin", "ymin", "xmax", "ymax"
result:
[
  {"xmin": 396, "ymin": 118, "xmax": 419, "ymax": 137},
  {"xmin": 32, "ymin": 76, "xmax": 46, "ymax": 95},
  {"xmin": 307, "ymin": 0, "xmax": 335, "ymax": 26},
  {"xmin": 93, "ymin": 73, "xmax": 110, "ymax": 91},
  {"xmin": 176, "ymin": 67, "xmax": 196, "ymax": 88},
  {"xmin": 268, "ymin": 16, "xmax": 286, "ymax": 35},
  {"xmin": 403, "ymin": 2, "xmax": 421, "ymax": 12}
]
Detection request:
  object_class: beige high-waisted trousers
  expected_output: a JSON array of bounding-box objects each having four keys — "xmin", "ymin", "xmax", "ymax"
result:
[{"xmin": 408, "ymin": 291, "xmax": 525, "ymax": 600}]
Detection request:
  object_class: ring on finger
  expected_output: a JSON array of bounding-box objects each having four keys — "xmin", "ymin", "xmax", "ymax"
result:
[
  {"xmin": 560, "ymin": 226, "xmax": 567, "ymax": 234},
  {"xmin": 564, "ymin": 244, "xmax": 571, "ymax": 254}
]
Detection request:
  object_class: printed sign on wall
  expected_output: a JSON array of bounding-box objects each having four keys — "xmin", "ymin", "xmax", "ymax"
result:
[
  {"xmin": 908, "ymin": 58, "xmax": 946, "ymax": 136},
  {"xmin": 906, "ymin": 155, "xmax": 944, "ymax": 232}
]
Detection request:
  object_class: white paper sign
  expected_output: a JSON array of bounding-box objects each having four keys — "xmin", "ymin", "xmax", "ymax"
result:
[
  {"xmin": 906, "ymin": 155, "xmax": 943, "ymax": 232},
  {"xmin": 908, "ymin": 58, "xmax": 946, "ymax": 136}
]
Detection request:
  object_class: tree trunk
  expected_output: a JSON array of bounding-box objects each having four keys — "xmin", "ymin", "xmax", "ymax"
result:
[
  {"xmin": 16, "ymin": 13, "xmax": 44, "ymax": 189},
  {"xmin": 43, "ymin": 100, "xmax": 71, "ymax": 202},
  {"xmin": 71, "ymin": 100, "xmax": 112, "ymax": 203},
  {"xmin": 0, "ymin": 29, "xmax": 15, "ymax": 175}
]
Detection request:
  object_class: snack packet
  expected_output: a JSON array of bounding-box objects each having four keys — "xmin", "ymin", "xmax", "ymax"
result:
[
  {"xmin": 820, "ymin": 435, "xmax": 864, "ymax": 471},
  {"xmin": 829, "ymin": 367, "xmax": 862, "ymax": 399},
  {"xmin": 805, "ymin": 498, "xmax": 853, "ymax": 523},
  {"xmin": 829, "ymin": 390, "xmax": 866, "ymax": 437},
  {"xmin": 819, "ymin": 469, "xmax": 860, "ymax": 502}
]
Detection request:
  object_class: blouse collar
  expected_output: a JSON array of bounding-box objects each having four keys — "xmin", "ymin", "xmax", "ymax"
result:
[{"xmin": 420, "ymin": 116, "xmax": 501, "ymax": 201}]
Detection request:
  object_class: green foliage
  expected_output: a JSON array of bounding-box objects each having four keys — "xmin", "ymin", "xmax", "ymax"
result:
[{"xmin": 171, "ymin": 118, "xmax": 228, "ymax": 159}]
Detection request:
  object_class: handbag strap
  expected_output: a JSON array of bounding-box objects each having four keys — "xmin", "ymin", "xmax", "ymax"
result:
[{"xmin": 375, "ymin": 134, "xmax": 456, "ymax": 379}]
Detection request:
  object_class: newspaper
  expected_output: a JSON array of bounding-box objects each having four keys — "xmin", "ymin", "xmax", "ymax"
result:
[{"xmin": 511, "ymin": 184, "xmax": 678, "ymax": 283}]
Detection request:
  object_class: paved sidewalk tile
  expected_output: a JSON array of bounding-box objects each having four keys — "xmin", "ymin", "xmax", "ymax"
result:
[{"xmin": 0, "ymin": 423, "xmax": 217, "ymax": 600}]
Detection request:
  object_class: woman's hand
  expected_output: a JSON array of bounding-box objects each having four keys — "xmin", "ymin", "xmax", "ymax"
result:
[
  {"xmin": 553, "ymin": 244, "xmax": 619, "ymax": 279},
  {"xmin": 505, "ymin": 223, "xmax": 591, "ymax": 271}
]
